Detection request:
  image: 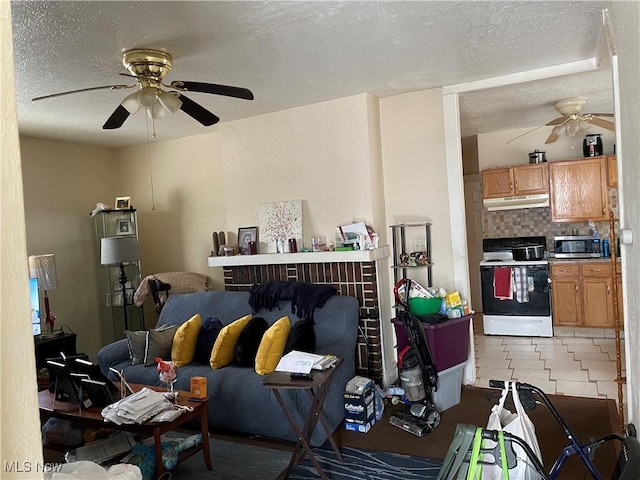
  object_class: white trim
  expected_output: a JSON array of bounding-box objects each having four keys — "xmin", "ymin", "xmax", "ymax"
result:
[{"xmin": 442, "ymin": 58, "xmax": 598, "ymax": 95}]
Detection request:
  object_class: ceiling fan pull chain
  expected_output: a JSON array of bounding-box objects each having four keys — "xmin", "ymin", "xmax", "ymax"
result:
[{"xmin": 145, "ymin": 115, "xmax": 157, "ymax": 211}]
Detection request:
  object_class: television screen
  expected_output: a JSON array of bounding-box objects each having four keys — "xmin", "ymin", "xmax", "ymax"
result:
[{"xmin": 30, "ymin": 277, "xmax": 41, "ymax": 335}]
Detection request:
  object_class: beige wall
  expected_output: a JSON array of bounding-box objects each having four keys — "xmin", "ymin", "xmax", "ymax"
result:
[
  {"xmin": 1, "ymin": 1, "xmax": 44, "ymax": 475},
  {"xmin": 219, "ymin": 93, "xmax": 380, "ymax": 250},
  {"xmin": 21, "ymin": 137, "xmax": 118, "ymax": 354},
  {"xmin": 477, "ymin": 127, "xmax": 616, "ymax": 170}
]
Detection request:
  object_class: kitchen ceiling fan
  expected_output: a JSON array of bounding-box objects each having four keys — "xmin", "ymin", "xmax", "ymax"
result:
[
  {"xmin": 507, "ymin": 96, "xmax": 614, "ymax": 145},
  {"xmin": 32, "ymin": 49, "xmax": 254, "ymax": 130}
]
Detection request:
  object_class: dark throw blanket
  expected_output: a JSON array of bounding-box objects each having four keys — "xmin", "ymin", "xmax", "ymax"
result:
[{"xmin": 248, "ymin": 281, "xmax": 337, "ymax": 322}]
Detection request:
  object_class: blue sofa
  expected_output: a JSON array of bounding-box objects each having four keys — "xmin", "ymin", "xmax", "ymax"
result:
[{"xmin": 97, "ymin": 290, "xmax": 359, "ymax": 446}]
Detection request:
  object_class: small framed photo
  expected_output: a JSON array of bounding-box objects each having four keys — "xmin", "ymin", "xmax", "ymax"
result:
[
  {"xmin": 115, "ymin": 196, "xmax": 131, "ymax": 210},
  {"xmin": 116, "ymin": 219, "xmax": 132, "ymax": 235},
  {"xmin": 237, "ymin": 226, "xmax": 258, "ymax": 255}
]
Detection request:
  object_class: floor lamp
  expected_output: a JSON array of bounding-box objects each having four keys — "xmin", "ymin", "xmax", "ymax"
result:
[
  {"xmin": 28, "ymin": 253, "xmax": 58, "ymax": 334},
  {"xmin": 101, "ymin": 237, "xmax": 141, "ymax": 331}
]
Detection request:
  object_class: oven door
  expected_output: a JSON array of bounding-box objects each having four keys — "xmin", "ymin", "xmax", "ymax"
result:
[{"xmin": 480, "ymin": 263, "xmax": 551, "ymax": 316}]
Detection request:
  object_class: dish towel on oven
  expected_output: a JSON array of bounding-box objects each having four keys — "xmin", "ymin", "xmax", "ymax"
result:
[
  {"xmin": 494, "ymin": 267, "xmax": 513, "ymax": 300},
  {"xmin": 514, "ymin": 266, "xmax": 529, "ymax": 303}
]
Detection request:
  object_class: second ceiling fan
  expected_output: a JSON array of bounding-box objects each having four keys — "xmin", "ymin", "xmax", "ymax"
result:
[
  {"xmin": 543, "ymin": 96, "xmax": 614, "ymax": 144},
  {"xmin": 33, "ymin": 48, "xmax": 254, "ymax": 130}
]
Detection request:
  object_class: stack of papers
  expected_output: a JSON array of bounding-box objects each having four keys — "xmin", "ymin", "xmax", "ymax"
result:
[
  {"xmin": 275, "ymin": 351, "xmax": 338, "ymax": 374},
  {"xmin": 101, "ymin": 387, "xmax": 171, "ymax": 425}
]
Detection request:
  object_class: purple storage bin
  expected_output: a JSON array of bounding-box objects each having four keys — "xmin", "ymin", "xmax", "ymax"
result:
[{"xmin": 392, "ymin": 314, "xmax": 471, "ymax": 372}]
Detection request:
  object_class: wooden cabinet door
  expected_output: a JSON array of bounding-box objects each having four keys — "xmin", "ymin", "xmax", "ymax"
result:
[
  {"xmin": 607, "ymin": 155, "xmax": 618, "ymax": 188},
  {"xmin": 581, "ymin": 276, "xmax": 614, "ymax": 327},
  {"xmin": 550, "ymin": 157, "xmax": 608, "ymax": 222},
  {"xmin": 482, "ymin": 168, "xmax": 514, "ymax": 198},
  {"xmin": 552, "ymin": 277, "xmax": 581, "ymax": 326},
  {"xmin": 514, "ymin": 163, "xmax": 549, "ymax": 195}
]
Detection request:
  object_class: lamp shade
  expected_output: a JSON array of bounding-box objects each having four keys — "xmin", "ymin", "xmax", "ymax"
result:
[
  {"xmin": 101, "ymin": 237, "xmax": 141, "ymax": 265},
  {"xmin": 28, "ymin": 254, "xmax": 58, "ymax": 290}
]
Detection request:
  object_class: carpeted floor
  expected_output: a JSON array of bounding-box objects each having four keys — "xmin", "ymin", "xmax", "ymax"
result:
[
  {"xmin": 211, "ymin": 385, "xmax": 621, "ymax": 480},
  {"xmin": 334, "ymin": 385, "xmax": 621, "ymax": 479}
]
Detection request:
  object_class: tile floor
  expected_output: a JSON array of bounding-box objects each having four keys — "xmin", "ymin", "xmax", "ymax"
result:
[{"xmin": 472, "ymin": 314, "xmax": 627, "ymax": 414}]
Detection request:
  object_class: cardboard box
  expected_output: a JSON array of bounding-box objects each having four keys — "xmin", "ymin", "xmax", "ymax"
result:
[
  {"xmin": 190, "ymin": 376, "xmax": 207, "ymax": 399},
  {"xmin": 344, "ymin": 417, "xmax": 375, "ymax": 433},
  {"xmin": 344, "ymin": 384, "xmax": 375, "ymax": 424}
]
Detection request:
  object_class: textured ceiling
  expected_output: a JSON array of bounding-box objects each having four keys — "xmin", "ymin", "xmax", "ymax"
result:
[{"xmin": 11, "ymin": 1, "xmax": 614, "ymax": 148}]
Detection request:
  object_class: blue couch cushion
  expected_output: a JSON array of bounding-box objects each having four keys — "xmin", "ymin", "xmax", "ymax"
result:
[
  {"xmin": 285, "ymin": 319, "xmax": 316, "ymax": 354},
  {"xmin": 234, "ymin": 316, "xmax": 268, "ymax": 367},
  {"xmin": 193, "ymin": 317, "xmax": 224, "ymax": 364}
]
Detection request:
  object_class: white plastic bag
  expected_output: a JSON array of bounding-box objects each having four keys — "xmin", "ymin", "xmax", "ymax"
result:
[{"xmin": 484, "ymin": 381, "xmax": 542, "ymax": 480}]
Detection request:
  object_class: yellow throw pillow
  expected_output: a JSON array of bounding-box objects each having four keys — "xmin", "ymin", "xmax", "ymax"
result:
[
  {"xmin": 210, "ymin": 314, "xmax": 252, "ymax": 369},
  {"xmin": 255, "ymin": 316, "xmax": 292, "ymax": 375},
  {"xmin": 171, "ymin": 313, "xmax": 203, "ymax": 367}
]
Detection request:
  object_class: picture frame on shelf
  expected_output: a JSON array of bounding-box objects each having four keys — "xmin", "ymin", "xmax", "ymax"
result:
[
  {"xmin": 114, "ymin": 196, "xmax": 131, "ymax": 210},
  {"xmin": 116, "ymin": 219, "xmax": 132, "ymax": 235},
  {"xmin": 237, "ymin": 226, "xmax": 258, "ymax": 255}
]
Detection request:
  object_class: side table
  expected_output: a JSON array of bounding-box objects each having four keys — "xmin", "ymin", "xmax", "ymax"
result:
[{"xmin": 262, "ymin": 358, "xmax": 344, "ymax": 480}]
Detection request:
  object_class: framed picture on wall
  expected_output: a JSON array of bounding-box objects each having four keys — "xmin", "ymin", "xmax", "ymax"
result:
[
  {"xmin": 237, "ymin": 226, "xmax": 258, "ymax": 255},
  {"xmin": 115, "ymin": 196, "xmax": 131, "ymax": 210}
]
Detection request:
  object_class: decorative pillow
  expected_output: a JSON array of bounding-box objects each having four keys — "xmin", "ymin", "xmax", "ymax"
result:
[
  {"xmin": 144, "ymin": 324, "xmax": 180, "ymax": 366},
  {"xmin": 124, "ymin": 330, "xmax": 148, "ymax": 365},
  {"xmin": 284, "ymin": 319, "xmax": 316, "ymax": 354},
  {"xmin": 209, "ymin": 314, "xmax": 252, "ymax": 369},
  {"xmin": 171, "ymin": 313, "xmax": 203, "ymax": 367},
  {"xmin": 193, "ymin": 316, "xmax": 224, "ymax": 364},
  {"xmin": 234, "ymin": 316, "xmax": 269, "ymax": 367},
  {"xmin": 255, "ymin": 316, "xmax": 292, "ymax": 375}
]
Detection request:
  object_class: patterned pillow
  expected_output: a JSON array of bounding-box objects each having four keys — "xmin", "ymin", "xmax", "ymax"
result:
[
  {"xmin": 144, "ymin": 324, "xmax": 180, "ymax": 366},
  {"xmin": 124, "ymin": 330, "xmax": 148, "ymax": 365}
]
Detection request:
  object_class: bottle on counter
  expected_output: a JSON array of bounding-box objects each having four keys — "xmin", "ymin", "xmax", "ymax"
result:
[{"xmin": 602, "ymin": 238, "xmax": 610, "ymax": 258}]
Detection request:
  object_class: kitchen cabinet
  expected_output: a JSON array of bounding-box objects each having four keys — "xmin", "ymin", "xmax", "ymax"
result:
[
  {"xmin": 482, "ymin": 163, "xmax": 549, "ymax": 199},
  {"xmin": 607, "ymin": 155, "xmax": 618, "ymax": 188},
  {"xmin": 551, "ymin": 261, "xmax": 617, "ymax": 328},
  {"xmin": 549, "ymin": 157, "xmax": 608, "ymax": 222}
]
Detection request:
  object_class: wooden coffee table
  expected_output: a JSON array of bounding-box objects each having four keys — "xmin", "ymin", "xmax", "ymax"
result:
[{"xmin": 38, "ymin": 384, "xmax": 212, "ymax": 479}]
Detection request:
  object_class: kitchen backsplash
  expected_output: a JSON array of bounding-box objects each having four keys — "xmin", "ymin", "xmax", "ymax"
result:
[{"xmin": 483, "ymin": 188, "xmax": 619, "ymax": 250}]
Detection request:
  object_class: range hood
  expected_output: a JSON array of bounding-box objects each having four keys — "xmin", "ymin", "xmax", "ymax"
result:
[{"xmin": 483, "ymin": 193, "xmax": 550, "ymax": 211}]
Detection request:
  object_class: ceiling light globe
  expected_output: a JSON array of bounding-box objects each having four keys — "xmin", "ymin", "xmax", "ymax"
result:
[{"xmin": 138, "ymin": 87, "xmax": 157, "ymax": 109}]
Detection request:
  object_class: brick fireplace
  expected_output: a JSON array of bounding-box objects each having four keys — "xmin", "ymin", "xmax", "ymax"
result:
[{"xmin": 209, "ymin": 248, "xmax": 391, "ymax": 383}]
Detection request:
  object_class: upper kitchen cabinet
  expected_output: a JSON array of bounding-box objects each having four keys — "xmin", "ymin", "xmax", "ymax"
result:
[
  {"xmin": 607, "ymin": 155, "xmax": 618, "ymax": 188},
  {"xmin": 482, "ymin": 163, "xmax": 549, "ymax": 199},
  {"xmin": 549, "ymin": 156, "xmax": 608, "ymax": 222}
]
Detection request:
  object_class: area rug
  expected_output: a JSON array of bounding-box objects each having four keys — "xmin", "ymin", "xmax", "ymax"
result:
[
  {"xmin": 168, "ymin": 438, "xmax": 291, "ymax": 479},
  {"xmin": 287, "ymin": 445, "xmax": 443, "ymax": 480}
]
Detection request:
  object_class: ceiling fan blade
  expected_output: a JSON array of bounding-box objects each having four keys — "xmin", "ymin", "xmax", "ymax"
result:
[
  {"xmin": 33, "ymin": 84, "xmax": 132, "ymax": 101},
  {"xmin": 544, "ymin": 132, "xmax": 559, "ymax": 144},
  {"xmin": 177, "ymin": 93, "xmax": 220, "ymax": 126},
  {"xmin": 588, "ymin": 113, "xmax": 615, "ymax": 117},
  {"xmin": 545, "ymin": 116, "xmax": 567, "ymax": 126},
  {"xmin": 103, "ymin": 105, "xmax": 131, "ymax": 129},
  {"xmin": 588, "ymin": 117, "xmax": 616, "ymax": 131},
  {"xmin": 170, "ymin": 81, "xmax": 254, "ymax": 100}
]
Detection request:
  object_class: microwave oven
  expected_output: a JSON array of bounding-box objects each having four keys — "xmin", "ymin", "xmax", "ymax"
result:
[{"xmin": 553, "ymin": 236, "xmax": 601, "ymax": 258}]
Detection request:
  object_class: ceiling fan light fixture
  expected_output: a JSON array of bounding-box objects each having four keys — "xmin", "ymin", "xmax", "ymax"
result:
[
  {"xmin": 158, "ymin": 90, "xmax": 182, "ymax": 113},
  {"xmin": 552, "ymin": 124, "xmax": 566, "ymax": 137},
  {"xmin": 147, "ymin": 101, "xmax": 166, "ymax": 119},
  {"xmin": 121, "ymin": 91, "xmax": 141, "ymax": 114},
  {"xmin": 138, "ymin": 86, "xmax": 157, "ymax": 109}
]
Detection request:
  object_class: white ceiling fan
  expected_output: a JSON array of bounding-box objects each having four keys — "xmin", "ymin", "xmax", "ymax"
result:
[{"xmin": 507, "ymin": 96, "xmax": 614, "ymax": 145}]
